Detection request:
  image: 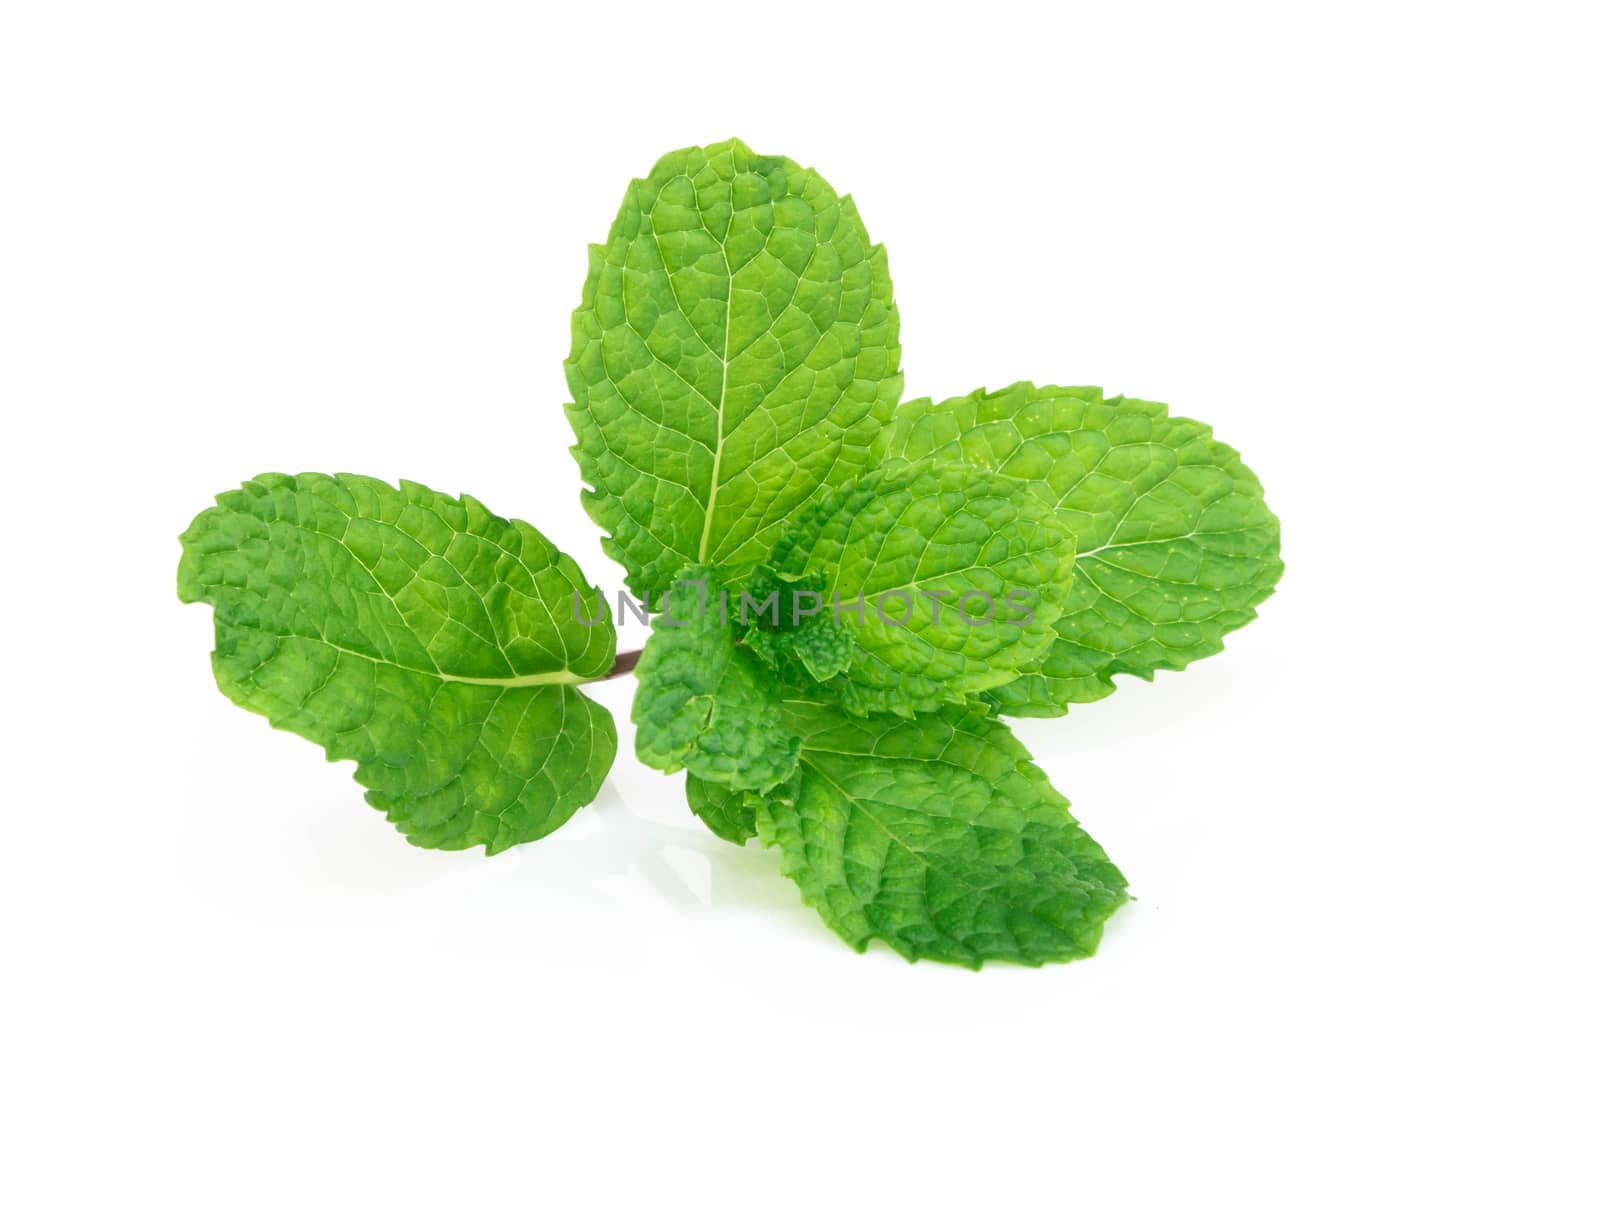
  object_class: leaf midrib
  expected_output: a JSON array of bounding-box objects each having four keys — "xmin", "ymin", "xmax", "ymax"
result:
[
  {"xmin": 246, "ymin": 631, "xmax": 592, "ymax": 688},
  {"xmin": 697, "ymin": 201, "xmax": 736, "ymax": 563}
]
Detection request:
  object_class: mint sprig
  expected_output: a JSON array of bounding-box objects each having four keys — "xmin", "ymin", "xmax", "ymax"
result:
[{"xmin": 179, "ymin": 139, "xmax": 1282, "ymax": 967}]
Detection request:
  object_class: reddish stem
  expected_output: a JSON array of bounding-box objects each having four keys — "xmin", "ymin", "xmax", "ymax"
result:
[{"xmin": 599, "ymin": 648, "xmax": 643, "ymax": 681}]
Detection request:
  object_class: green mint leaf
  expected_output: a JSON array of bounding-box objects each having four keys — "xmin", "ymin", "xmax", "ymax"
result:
[
  {"xmin": 565, "ymin": 138, "xmax": 903, "ymax": 597},
  {"xmin": 754, "ymin": 701, "xmax": 1128, "ymax": 967},
  {"xmin": 631, "ymin": 568, "xmax": 799, "ymax": 792},
  {"xmin": 685, "ymin": 775, "xmax": 759, "ymax": 846},
  {"xmin": 768, "ymin": 463, "xmax": 1077, "ymax": 716},
  {"xmin": 177, "ymin": 473, "xmax": 618, "ymax": 854},
  {"xmin": 879, "ymin": 383, "xmax": 1284, "ymax": 715},
  {"xmin": 737, "ymin": 565, "xmax": 855, "ymax": 683},
  {"xmin": 745, "ymin": 613, "xmax": 855, "ymax": 683}
]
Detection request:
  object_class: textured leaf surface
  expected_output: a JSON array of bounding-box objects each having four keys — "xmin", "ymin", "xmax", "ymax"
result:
[
  {"xmin": 754, "ymin": 701, "xmax": 1127, "ymax": 967},
  {"xmin": 880, "ymin": 383, "xmax": 1283, "ymax": 715},
  {"xmin": 685, "ymin": 775, "xmax": 759, "ymax": 845},
  {"xmin": 737, "ymin": 565, "xmax": 854, "ymax": 683},
  {"xmin": 565, "ymin": 138, "xmax": 903, "ymax": 597},
  {"xmin": 178, "ymin": 473, "xmax": 618, "ymax": 853},
  {"xmin": 632, "ymin": 568, "xmax": 798, "ymax": 792},
  {"xmin": 770, "ymin": 464, "xmax": 1076, "ymax": 715}
]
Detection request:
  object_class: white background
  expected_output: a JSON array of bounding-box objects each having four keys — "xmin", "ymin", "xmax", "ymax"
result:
[{"xmin": 3, "ymin": 2, "xmax": 1595, "ymax": 1202}]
